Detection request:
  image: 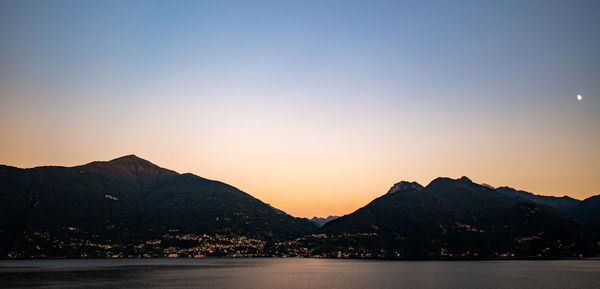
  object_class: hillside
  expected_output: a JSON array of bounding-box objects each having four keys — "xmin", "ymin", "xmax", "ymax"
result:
[
  {"xmin": 569, "ymin": 195, "xmax": 600, "ymax": 235},
  {"xmin": 495, "ymin": 186, "xmax": 580, "ymax": 212},
  {"xmin": 307, "ymin": 177, "xmax": 598, "ymax": 259},
  {"xmin": 0, "ymin": 155, "xmax": 317, "ymax": 258}
]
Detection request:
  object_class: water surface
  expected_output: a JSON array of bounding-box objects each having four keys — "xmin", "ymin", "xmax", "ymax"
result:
[{"xmin": 1, "ymin": 258, "xmax": 599, "ymax": 289}]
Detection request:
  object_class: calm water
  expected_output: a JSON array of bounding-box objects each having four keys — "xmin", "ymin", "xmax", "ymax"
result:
[{"xmin": 1, "ymin": 258, "xmax": 599, "ymax": 289}]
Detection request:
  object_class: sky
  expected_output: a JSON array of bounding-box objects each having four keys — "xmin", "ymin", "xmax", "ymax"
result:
[{"xmin": 1, "ymin": 0, "xmax": 599, "ymax": 218}]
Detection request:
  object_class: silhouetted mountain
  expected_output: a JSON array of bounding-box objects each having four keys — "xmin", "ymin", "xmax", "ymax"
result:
[
  {"xmin": 569, "ymin": 195, "xmax": 600, "ymax": 235},
  {"xmin": 2, "ymin": 158, "xmax": 597, "ymax": 259},
  {"xmin": 0, "ymin": 155, "xmax": 317, "ymax": 258},
  {"xmin": 386, "ymin": 181, "xmax": 424, "ymax": 194},
  {"xmin": 496, "ymin": 186, "xmax": 580, "ymax": 212},
  {"xmin": 314, "ymin": 177, "xmax": 598, "ymax": 259},
  {"xmin": 268, "ymin": 205, "xmax": 290, "ymax": 216},
  {"xmin": 308, "ymin": 216, "xmax": 340, "ymax": 228}
]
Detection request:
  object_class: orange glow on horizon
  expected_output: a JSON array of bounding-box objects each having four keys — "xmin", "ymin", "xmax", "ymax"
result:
[{"xmin": 1, "ymin": 151, "xmax": 598, "ymax": 218}]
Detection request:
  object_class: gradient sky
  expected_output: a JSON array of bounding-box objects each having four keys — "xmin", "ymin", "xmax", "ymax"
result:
[{"xmin": 1, "ymin": 0, "xmax": 599, "ymax": 218}]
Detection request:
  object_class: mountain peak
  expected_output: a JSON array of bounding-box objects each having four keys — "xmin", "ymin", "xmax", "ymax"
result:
[
  {"xmin": 81, "ymin": 154, "xmax": 178, "ymax": 180},
  {"xmin": 309, "ymin": 215, "xmax": 340, "ymax": 228},
  {"xmin": 107, "ymin": 154, "xmax": 156, "ymax": 167},
  {"xmin": 110, "ymin": 154, "xmax": 142, "ymax": 161},
  {"xmin": 428, "ymin": 176, "xmax": 473, "ymax": 187},
  {"xmin": 387, "ymin": 181, "xmax": 424, "ymax": 194}
]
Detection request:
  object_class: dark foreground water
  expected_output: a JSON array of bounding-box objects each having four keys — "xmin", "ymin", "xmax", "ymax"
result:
[{"xmin": 1, "ymin": 258, "xmax": 599, "ymax": 289}]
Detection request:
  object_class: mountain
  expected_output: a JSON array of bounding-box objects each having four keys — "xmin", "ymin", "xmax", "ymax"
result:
[
  {"xmin": 309, "ymin": 177, "xmax": 598, "ymax": 259},
  {"xmin": 386, "ymin": 181, "xmax": 424, "ymax": 194},
  {"xmin": 569, "ymin": 195, "xmax": 600, "ymax": 235},
  {"xmin": 2, "ymin": 158, "xmax": 597, "ymax": 260},
  {"xmin": 496, "ymin": 186, "xmax": 580, "ymax": 212},
  {"xmin": 0, "ymin": 155, "xmax": 317, "ymax": 258},
  {"xmin": 308, "ymin": 216, "xmax": 340, "ymax": 228}
]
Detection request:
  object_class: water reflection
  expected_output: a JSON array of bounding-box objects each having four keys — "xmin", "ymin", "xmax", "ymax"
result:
[{"xmin": 1, "ymin": 258, "xmax": 599, "ymax": 289}]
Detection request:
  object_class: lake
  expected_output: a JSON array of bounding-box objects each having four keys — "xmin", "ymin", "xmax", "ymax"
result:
[{"xmin": 1, "ymin": 258, "xmax": 599, "ymax": 289}]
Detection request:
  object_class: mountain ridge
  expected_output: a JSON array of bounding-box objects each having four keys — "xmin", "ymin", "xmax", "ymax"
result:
[
  {"xmin": 1, "ymin": 156, "xmax": 598, "ymax": 259},
  {"xmin": 495, "ymin": 186, "xmax": 581, "ymax": 212},
  {"xmin": 310, "ymin": 176, "xmax": 598, "ymax": 259},
  {"xmin": 0, "ymin": 155, "xmax": 317, "ymax": 258},
  {"xmin": 308, "ymin": 216, "xmax": 340, "ymax": 227},
  {"xmin": 569, "ymin": 195, "xmax": 600, "ymax": 235}
]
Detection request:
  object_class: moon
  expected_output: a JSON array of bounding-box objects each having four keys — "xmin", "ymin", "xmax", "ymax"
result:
[{"xmin": 577, "ymin": 94, "xmax": 583, "ymax": 102}]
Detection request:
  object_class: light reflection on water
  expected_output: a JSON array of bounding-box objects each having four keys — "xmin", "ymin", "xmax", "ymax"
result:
[{"xmin": 1, "ymin": 258, "xmax": 599, "ymax": 289}]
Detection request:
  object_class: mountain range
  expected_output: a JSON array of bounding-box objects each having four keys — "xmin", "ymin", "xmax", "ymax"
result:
[
  {"xmin": 308, "ymin": 216, "xmax": 340, "ymax": 228},
  {"xmin": 1, "ymin": 155, "xmax": 598, "ymax": 259},
  {"xmin": 307, "ymin": 178, "xmax": 599, "ymax": 258}
]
